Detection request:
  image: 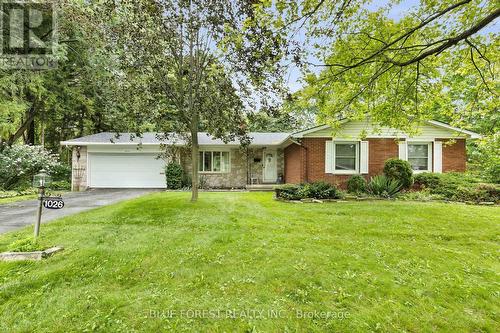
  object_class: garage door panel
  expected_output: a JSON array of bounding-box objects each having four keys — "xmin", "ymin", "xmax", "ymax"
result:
[{"xmin": 89, "ymin": 153, "xmax": 166, "ymax": 188}]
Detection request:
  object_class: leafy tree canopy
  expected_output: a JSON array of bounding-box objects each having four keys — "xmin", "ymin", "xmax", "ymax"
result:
[{"xmin": 254, "ymin": 0, "xmax": 498, "ymax": 132}]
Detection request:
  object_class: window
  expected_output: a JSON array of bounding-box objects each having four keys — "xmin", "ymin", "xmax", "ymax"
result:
[
  {"xmin": 408, "ymin": 143, "xmax": 431, "ymax": 171},
  {"xmin": 335, "ymin": 143, "xmax": 357, "ymax": 171},
  {"xmin": 332, "ymin": 142, "xmax": 358, "ymax": 173},
  {"xmin": 198, "ymin": 151, "xmax": 230, "ymax": 173}
]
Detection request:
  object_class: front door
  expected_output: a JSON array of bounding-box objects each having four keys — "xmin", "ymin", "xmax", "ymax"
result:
[{"xmin": 263, "ymin": 149, "xmax": 277, "ymax": 183}]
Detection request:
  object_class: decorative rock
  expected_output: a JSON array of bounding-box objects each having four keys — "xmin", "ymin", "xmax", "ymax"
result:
[
  {"xmin": 312, "ymin": 199, "xmax": 324, "ymax": 203},
  {"xmin": 0, "ymin": 246, "xmax": 64, "ymax": 261},
  {"xmin": 479, "ymin": 202, "xmax": 495, "ymax": 205}
]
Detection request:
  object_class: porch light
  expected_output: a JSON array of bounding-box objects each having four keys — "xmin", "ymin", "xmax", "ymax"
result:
[{"xmin": 33, "ymin": 169, "xmax": 52, "ymax": 188}]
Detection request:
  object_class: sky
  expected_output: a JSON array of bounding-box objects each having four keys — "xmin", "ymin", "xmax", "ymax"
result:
[{"xmin": 285, "ymin": 0, "xmax": 499, "ymax": 92}]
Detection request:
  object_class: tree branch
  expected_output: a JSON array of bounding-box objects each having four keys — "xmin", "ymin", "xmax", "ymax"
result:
[
  {"xmin": 467, "ymin": 43, "xmax": 496, "ymax": 96},
  {"xmin": 385, "ymin": 7, "xmax": 500, "ymax": 67},
  {"xmin": 323, "ymin": 0, "xmax": 473, "ymax": 69}
]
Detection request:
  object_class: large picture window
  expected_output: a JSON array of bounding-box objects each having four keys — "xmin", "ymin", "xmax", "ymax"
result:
[
  {"xmin": 408, "ymin": 143, "xmax": 431, "ymax": 171},
  {"xmin": 198, "ymin": 151, "xmax": 230, "ymax": 173}
]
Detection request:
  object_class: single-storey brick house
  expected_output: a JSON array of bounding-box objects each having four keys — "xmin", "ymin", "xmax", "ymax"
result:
[{"xmin": 60, "ymin": 119, "xmax": 480, "ymax": 191}]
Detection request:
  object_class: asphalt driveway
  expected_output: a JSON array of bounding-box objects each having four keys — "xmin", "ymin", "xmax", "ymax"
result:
[{"xmin": 0, "ymin": 189, "xmax": 158, "ymax": 234}]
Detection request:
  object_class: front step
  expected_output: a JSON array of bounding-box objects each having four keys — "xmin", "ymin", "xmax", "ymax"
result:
[{"xmin": 246, "ymin": 184, "xmax": 277, "ymax": 191}]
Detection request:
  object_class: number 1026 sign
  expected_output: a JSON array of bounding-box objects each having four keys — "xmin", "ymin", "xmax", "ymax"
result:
[{"xmin": 43, "ymin": 197, "xmax": 64, "ymax": 210}]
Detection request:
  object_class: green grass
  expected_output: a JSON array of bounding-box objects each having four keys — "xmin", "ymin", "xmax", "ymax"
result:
[
  {"xmin": 0, "ymin": 192, "xmax": 498, "ymax": 332},
  {"xmin": 0, "ymin": 194, "xmax": 38, "ymax": 204},
  {"xmin": 0, "ymin": 191, "xmax": 67, "ymax": 205}
]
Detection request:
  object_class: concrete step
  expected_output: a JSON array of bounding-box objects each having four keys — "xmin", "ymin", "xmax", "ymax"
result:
[{"xmin": 246, "ymin": 184, "xmax": 278, "ymax": 191}]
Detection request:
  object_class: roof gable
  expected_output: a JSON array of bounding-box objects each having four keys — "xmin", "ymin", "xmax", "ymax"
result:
[{"xmin": 293, "ymin": 119, "xmax": 481, "ymax": 139}]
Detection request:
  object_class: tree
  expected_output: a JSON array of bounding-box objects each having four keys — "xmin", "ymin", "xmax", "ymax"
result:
[
  {"xmin": 247, "ymin": 100, "xmax": 317, "ymax": 132},
  {"xmin": 78, "ymin": 0, "xmax": 284, "ymax": 201},
  {"xmin": 255, "ymin": 0, "xmax": 498, "ymax": 131},
  {"xmin": 0, "ymin": 2, "xmax": 123, "ymax": 152}
]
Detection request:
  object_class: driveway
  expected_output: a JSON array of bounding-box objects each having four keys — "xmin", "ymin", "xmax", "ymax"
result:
[{"xmin": 0, "ymin": 189, "xmax": 158, "ymax": 234}]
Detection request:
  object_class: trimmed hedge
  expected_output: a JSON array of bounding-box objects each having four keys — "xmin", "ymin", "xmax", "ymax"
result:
[
  {"xmin": 414, "ymin": 172, "xmax": 499, "ymax": 203},
  {"xmin": 275, "ymin": 181, "xmax": 343, "ymax": 200}
]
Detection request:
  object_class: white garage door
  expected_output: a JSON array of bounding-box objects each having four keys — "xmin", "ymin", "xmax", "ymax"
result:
[{"xmin": 89, "ymin": 153, "xmax": 166, "ymax": 188}]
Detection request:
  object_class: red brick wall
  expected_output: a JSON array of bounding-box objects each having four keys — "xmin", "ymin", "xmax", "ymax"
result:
[
  {"xmin": 367, "ymin": 138, "xmax": 399, "ymax": 175},
  {"xmin": 302, "ymin": 138, "xmax": 353, "ymax": 187},
  {"xmin": 284, "ymin": 143, "xmax": 305, "ymax": 183},
  {"xmin": 284, "ymin": 138, "xmax": 399, "ymax": 188},
  {"xmin": 440, "ymin": 139, "xmax": 466, "ymax": 172},
  {"xmin": 283, "ymin": 137, "xmax": 467, "ymax": 187}
]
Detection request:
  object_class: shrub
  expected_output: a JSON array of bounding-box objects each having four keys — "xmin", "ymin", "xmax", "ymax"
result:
[
  {"xmin": 399, "ymin": 189, "xmax": 445, "ymax": 202},
  {"xmin": 487, "ymin": 163, "xmax": 500, "ymax": 184},
  {"xmin": 182, "ymin": 173, "xmax": 192, "ymax": 188},
  {"xmin": 368, "ymin": 175, "xmax": 402, "ymax": 198},
  {"xmin": 383, "ymin": 158, "xmax": 413, "ymax": 189},
  {"xmin": 413, "ymin": 172, "xmax": 498, "ymax": 202},
  {"xmin": 0, "ymin": 145, "xmax": 64, "ymax": 190},
  {"xmin": 300, "ymin": 181, "xmax": 342, "ymax": 199},
  {"xmin": 0, "ymin": 188, "xmax": 38, "ymax": 199},
  {"xmin": 275, "ymin": 182, "xmax": 343, "ymax": 200},
  {"xmin": 51, "ymin": 164, "xmax": 71, "ymax": 182},
  {"xmin": 452, "ymin": 184, "xmax": 499, "ymax": 203},
  {"xmin": 50, "ymin": 180, "xmax": 71, "ymax": 191},
  {"xmin": 275, "ymin": 184, "xmax": 303, "ymax": 200},
  {"xmin": 165, "ymin": 162, "xmax": 184, "ymax": 189},
  {"xmin": 475, "ymin": 183, "xmax": 500, "ymax": 202},
  {"xmin": 347, "ymin": 175, "xmax": 367, "ymax": 194},
  {"xmin": 414, "ymin": 172, "xmax": 442, "ymax": 189}
]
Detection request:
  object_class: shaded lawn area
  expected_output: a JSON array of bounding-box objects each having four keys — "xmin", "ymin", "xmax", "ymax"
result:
[
  {"xmin": 0, "ymin": 192, "xmax": 498, "ymax": 332},
  {"xmin": 0, "ymin": 194, "xmax": 38, "ymax": 205},
  {"xmin": 0, "ymin": 191, "xmax": 67, "ymax": 205}
]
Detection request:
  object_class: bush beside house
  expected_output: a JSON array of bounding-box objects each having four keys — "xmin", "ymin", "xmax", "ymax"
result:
[
  {"xmin": 165, "ymin": 162, "xmax": 184, "ymax": 189},
  {"xmin": 0, "ymin": 145, "xmax": 71, "ymax": 198},
  {"xmin": 347, "ymin": 175, "xmax": 367, "ymax": 194},
  {"xmin": 367, "ymin": 175, "xmax": 402, "ymax": 198},
  {"xmin": 324, "ymin": 159, "xmax": 500, "ymax": 204},
  {"xmin": 275, "ymin": 181, "xmax": 344, "ymax": 200},
  {"xmin": 414, "ymin": 172, "xmax": 499, "ymax": 203},
  {"xmin": 383, "ymin": 158, "xmax": 413, "ymax": 189}
]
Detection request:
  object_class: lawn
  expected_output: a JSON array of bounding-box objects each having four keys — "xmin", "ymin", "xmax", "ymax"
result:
[
  {"xmin": 0, "ymin": 191, "xmax": 67, "ymax": 205},
  {"xmin": 0, "ymin": 194, "xmax": 38, "ymax": 205},
  {"xmin": 0, "ymin": 192, "xmax": 498, "ymax": 332}
]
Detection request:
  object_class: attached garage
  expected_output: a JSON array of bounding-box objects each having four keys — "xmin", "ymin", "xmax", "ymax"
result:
[{"xmin": 88, "ymin": 153, "xmax": 166, "ymax": 188}]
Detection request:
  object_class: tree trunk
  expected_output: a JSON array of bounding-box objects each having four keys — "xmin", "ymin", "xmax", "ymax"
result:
[
  {"xmin": 7, "ymin": 106, "xmax": 35, "ymax": 146},
  {"xmin": 40, "ymin": 120, "xmax": 45, "ymax": 147},
  {"xmin": 26, "ymin": 121, "xmax": 35, "ymax": 145},
  {"xmin": 190, "ymin": 125, "xmax": 199, "ymax": 202}
]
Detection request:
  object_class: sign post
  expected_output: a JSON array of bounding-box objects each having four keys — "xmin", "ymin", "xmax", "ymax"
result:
[
  {"xmin": 32, "ymin": 169, "xmax": 52, "ymax": 239},
  {"xmin": 34, "ymin": 186, "xmax": 45, "ymax": 238}
]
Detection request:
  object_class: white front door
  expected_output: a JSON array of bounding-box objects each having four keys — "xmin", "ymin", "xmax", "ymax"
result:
[{"xmin": 263, "ymin": 149, "xmax": 277, "ymax": 183}]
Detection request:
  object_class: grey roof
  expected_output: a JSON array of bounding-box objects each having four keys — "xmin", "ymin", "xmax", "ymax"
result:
[{"xmin": 60, "ymin": 132, "xmax": 291, "ymax": 146}]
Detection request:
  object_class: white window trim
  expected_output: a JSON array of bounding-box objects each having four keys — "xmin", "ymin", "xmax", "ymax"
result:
[
  {"xmin": 331, "ymin": 141, "xmax": 360, "ymax": 175},
  {"xmin": 198, "ymin": 150, "xmax": 231, "ymax": 174},
  {"xmin": 407, "ymin": 141, "xmax": 433, "ymax": 173}
]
